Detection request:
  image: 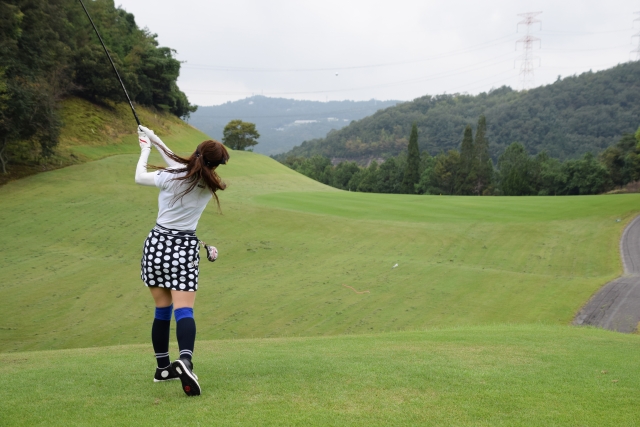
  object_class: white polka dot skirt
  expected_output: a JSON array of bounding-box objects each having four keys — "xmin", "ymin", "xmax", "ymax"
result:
[{"xmin": 141, "ymin": 224, "xmax": 200, "ymax": 291}]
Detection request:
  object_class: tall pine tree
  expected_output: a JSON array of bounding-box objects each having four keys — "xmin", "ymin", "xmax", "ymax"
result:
[
  {"xmin": 402, "ymin": 123, "xmax": 420, "ymax": 193},
  {"xmin": 474, "ymin": 115, "xmax": 493, "ymax": 195},
  {"xmin": 457, "ymin": 124, "xmax": 476, "ymax": 195}
]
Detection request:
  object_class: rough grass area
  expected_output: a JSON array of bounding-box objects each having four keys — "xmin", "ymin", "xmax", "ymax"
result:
[
  {"xmin": 0, "ymin": 97, "xmax": 196, "ymax": 186},
  {"xmin": 0, "ymin": 128, "xmax": 638, "ymax": 352},
  {"xmin": 1, "ymin": 325, "xmax": 639, "ymax": 426}
]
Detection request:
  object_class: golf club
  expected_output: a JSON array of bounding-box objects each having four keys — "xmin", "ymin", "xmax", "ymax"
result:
[{"xmin": 78, "ymin": 0, "xmax": 141, "ymax": 126}]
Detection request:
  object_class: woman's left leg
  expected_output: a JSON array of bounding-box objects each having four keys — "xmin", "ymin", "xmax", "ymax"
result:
[{"xmin": 172, "ymin": 290, "xmax": 196, "ymax": 362}]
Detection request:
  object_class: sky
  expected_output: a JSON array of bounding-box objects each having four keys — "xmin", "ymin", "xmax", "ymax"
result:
[{"xmin": 118, "ymin": 0, "xmax": 640, "ymax": 106}]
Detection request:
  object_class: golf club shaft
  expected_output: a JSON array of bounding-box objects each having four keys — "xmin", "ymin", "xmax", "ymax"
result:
[{"xmin": 78, "ymin": 0, "xmax": 141, "ymax": 126}]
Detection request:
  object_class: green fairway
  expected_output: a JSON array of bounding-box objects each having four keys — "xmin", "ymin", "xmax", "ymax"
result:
[
  {"xmin": 1, "ymin": 325, "xmax": 639, "ymax": 426},
  {"xmin": 1, "ymin": 123, "xmax": 639, "ymax": 353},
  {"xmin": 2, "ymin": 117, "xmax": 640, "ymax": 426}
]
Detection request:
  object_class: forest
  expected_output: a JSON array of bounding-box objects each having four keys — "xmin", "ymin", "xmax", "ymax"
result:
[
  {"xmin": 275, "ymin": 61, "xmax": 640, "ymax": 164},
  {"xmin": 281, "ymin": 117, "xmax": 640, "ymax": 196},
  {"xmin": 0, "ymin": 0, "xmax": 195, "ymax": 174}
]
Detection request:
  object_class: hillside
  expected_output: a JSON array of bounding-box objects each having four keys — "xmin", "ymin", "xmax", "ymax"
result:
[
  {"xmin": 3, "ymin": 98, "xmax": 640, "ymax": 425},
  {"xmin": 188, "ymin": 96, "xmax": 399, "ymax": 156},
  {"xmin": 0, "ymin": 96, "xmax": 195, "ymax": 186},
  {"xmin": 1, "ymin": 0, "xmax": 194, "ymax": 183},
  {"xmin": 1, "ymin": 100, "xmax": 639, "ymax": 352},
  {"xmin": 276, "ymin": 61, "xmax": 640, "ymax": 163}
]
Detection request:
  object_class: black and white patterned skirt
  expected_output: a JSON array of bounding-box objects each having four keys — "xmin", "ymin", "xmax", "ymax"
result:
[{"xmin": 140, "ymin": 224, "xmax": 200, "ymax": 291}]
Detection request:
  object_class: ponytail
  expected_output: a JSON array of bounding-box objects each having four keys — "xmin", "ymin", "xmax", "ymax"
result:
[{"xmin": 150, "ymin": 140, "xmax": 230, "ymax": 210}]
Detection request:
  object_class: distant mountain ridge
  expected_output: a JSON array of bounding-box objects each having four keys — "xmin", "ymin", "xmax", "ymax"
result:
[
  {"xmin": 187, "ymin": 96, "xmax": 400, "ymax": 155},
  {"xmin": 275, "ymin": 61, "xmax": 640, "ymax": 163}
]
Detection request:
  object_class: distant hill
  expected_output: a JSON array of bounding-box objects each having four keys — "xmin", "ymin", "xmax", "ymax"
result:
[
  {"xmin": 187, "ymin": 96, "xmax": 400, "ymax": 155},
  {"xmin": 275, "ymin": 62, "xmax": 640, "ymax": 163}
]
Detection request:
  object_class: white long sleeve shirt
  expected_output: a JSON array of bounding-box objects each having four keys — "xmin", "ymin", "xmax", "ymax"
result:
[
  {"xmin": 154, "ymin": 169, "xmax": 212, "ymax": 231},
  {"xmin": 135, "ymin": 141, "xmax": 212, "ymax": 231}
]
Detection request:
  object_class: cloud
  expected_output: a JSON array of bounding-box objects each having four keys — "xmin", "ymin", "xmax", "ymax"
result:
[{"xmin": 121, "ymin": 0, "xmax": 640, "ymax": 105}]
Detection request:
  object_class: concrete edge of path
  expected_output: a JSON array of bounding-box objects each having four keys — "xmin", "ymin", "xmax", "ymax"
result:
[{"xmin": 573, "ymin": 214, "xmax": 640, "ymax": 333}]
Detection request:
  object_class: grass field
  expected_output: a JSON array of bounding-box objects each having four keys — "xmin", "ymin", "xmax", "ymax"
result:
[
  {"xmin": 1, "ymin": 122, "xmax": 639, "ymax": 352},
  {"xmin": 2, "ymin": 112, "xmax": 640, "ymax": 425},
  {"xmin": 1, "ymin": 325, "xmax": 639, "ymax": 426}
]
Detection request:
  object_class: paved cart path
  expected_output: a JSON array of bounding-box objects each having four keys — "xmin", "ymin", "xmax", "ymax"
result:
[{"xmin": 574, "ymin": 215, "xmax": 640, "ymax": 333}]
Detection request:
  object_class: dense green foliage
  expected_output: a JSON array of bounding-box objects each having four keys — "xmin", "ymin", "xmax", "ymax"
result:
[
  {"xmin": 282, "ymin": 116, "xmax": 640, "ymax": 196},
  {"xmin": 222, "ymin": 119, "xmax": 260, "ymax": 151},
  {"xmin": 276, "ymin": 62, "xmax": 640, "ymax": 163},
  {"xmin": 402, "ymin": 123, "xmax": 420, "ymax": 193},
  {"xmin": 0, "ymin": 0, "xmax": 195, "ymax": 173}
]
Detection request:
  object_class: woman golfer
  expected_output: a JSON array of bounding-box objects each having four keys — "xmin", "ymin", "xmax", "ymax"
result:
[{"xmin": 135, "ymin": 125, "xmax": 229, "ymax": 396}]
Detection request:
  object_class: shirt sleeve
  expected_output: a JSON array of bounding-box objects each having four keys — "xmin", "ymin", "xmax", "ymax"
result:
[{"xmin": 134, "ymin": 147, "xmax": 156, "ymax": 186}]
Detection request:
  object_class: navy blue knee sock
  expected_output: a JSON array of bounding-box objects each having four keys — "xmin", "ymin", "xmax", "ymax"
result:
[
  {"xmin": 152, "ymin": 304, "xmax": 173, "ymax": 368},
  {"xmin": 175, "ymin": 307, "xmax": 196, "ymax": 361}
]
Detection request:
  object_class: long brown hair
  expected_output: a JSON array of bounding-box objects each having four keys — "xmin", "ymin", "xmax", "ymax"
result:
[{"xmin": 151, "ymin": 140, "xmax": 230, "ymax": 209}]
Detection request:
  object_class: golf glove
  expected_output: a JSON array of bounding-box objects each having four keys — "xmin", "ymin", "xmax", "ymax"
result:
[
  {"xmin": 138, "ymin": 125, "xmax": 161, "ymax": 144},
  {"xmin": 138, "ymin": 129, "xmax": 151, "ymax": 150}
]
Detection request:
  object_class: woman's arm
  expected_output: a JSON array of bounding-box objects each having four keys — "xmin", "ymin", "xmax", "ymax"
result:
[
  {"xmin": 138, "ymin": 125, "xmax": 181, "ymax": 168},
  {"xmin": 135, "ymin": 131, "xmax": 157, "ymax": 186}
]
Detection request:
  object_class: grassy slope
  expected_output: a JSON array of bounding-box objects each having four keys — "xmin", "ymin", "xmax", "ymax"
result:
[
  {"xmin": 0, "ymin": 97, "xmax": 192, "ymax": 185},
  {"xmin": 0, "ymin": 113, "xmax": 638, "ymax": 351},
  {"xmin": 2, "ymin": 99, "xmax": 640, "ymax": 425},
  {"xmin": 1, "ymin": 325, "xmax": 639, "ymax": 426}
]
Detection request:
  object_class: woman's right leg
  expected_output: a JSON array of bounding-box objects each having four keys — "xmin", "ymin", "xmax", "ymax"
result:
[
  {"xmin": 170, "ymin": 290, "xmax": 200, "ymax": 396},
  {"xmin": 149, "ymin": 287, "xmax": 173, "ymax": 371}
]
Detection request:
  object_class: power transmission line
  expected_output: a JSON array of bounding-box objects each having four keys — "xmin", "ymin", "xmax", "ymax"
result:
[
  {"xmin": 183, "ymin": 53, "xmax": 514, "ymax": 96},
  {"xmin": 182, "ymin": 34, "xmax": 518, "ymax": 73},
  {"xmin": 515, "ymin": 11, "xmax": 542, "ymax": 90},
  {"xmin": 183, "ymin": 16, "xmax": 635, "ymax": 102},
  {"xmin": 632, "ymin": 12, "xmax": 640, "ymax": 60}
]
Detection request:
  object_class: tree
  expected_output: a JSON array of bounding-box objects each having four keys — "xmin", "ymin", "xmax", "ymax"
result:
[
  {"xmin": 457, "ymin": 124, "xmax": 476, "ymax": 195},
  {"xmin": 474, "ymin": 115, "xmax": 493, "ymax": 194},
  {"xmin": 402, "ymin": 123, "xmax": 420, "ymax": 193},
  {"xmin": 561, "ymin": 152, "xmax": 611, "ymax": 195},
  {"xmin": 356, "ymin": 161, "xmax": 379, "ymax": 192},
  {"xmin": 0, "ymin": 0, "xmax": 197, "ymax": 174},
  {"xmin": 332, "ymin": 161, "xmax": 360, "ymax": 190},
  {"xmin": 415, "ymin": 152, "xmax": 436, "ymax": 194},
  {"xmin": 222, "ymin": 119, "xmax": 260, "ymax": 151},
  {"xmin": 498, "ymin": 142, "xmax": 534, "ymax": 196},
  {"xmin": 297, "ymin": 155, "xmax": 332, "ymax": 184},
  {"xmin": 0, "ymin": 0, "xmax": 65, "ymax": 173},
  {"xmin": 531, "ymin": 151, "xmax": 564, "ymax": 195},
  {"xmin": 431, "ymin": 150, "xmax": 462, "ymax": 195},
  {"xmin": 377, "ymin": 155, "xmax": 405, "ymax": 193}
]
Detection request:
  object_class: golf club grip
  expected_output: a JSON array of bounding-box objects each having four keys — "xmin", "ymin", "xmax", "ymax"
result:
[{"xmin": 78, "ymin": 0, "xmax": 141, "ymax": 127}]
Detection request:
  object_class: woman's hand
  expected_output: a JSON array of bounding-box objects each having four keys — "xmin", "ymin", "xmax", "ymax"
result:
[
  {"xmin": 138, "ymin": 125, "xmax": 159, "ymax": 144},
  {"xmin": 138, "ymin": 125, "xmax": 180, "ymax": 168},
  {"xmin": 138, "ymin": 128, "xmax": 152, "ymax": 150}
]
